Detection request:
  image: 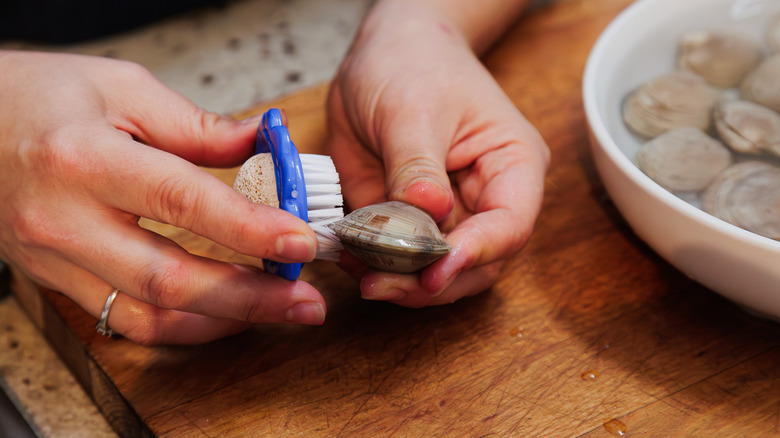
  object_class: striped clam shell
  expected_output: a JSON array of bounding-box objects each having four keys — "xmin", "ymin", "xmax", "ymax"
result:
[{"xmin": 327, "ymin": 201, "xmax": 450, "ymax": 273}]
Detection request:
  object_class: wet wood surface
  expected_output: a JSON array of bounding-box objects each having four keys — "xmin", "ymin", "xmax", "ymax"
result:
[{"xmin": 11, "ymin": 0, "xmax": 780, "ymax": 436}]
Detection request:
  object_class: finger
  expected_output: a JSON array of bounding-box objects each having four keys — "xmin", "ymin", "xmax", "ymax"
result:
[
  {"xmin": 358, "ymin": 261, "xmax": 502, "ymax": 308},
  {"xmin": 327, "ymin": 110, "xmax": 388, "ymax": 209},
  {"xmin": 330, "ymin": 130, "xmax": 388, "ymax": 208},
  {"xmin": 85, "ymin": 130, "xmax": 317, "ymax": 263},
  {"xmin": 57, "ymin": 213, "xmax": 326, "ymax": 325},
  {"xmin": 14, "ymin": 246, "xmax": 250, "ymax": 345},
  {"xmin": 334, "ymin": 250, "xmax": 371, "ymax": 280},
  {"xmin": 450, "ymin": 136, "xmax": 548, "ymax": 226},
  {"xmin": 427, "ymin": 138, "xmax": 548, "ymax": 291},
  {"xmin": 423, "ymin": 262, "xmax": 503, "ymax": 306},
  {"xmin": 84, "ymin": 285, "xmax": 253, "ymax": 345},
  {"xmin": 422, "ymin": 209, "xmax": 529, "ymax": 293},
  {"xmin": 104, "ymin": 294, "xmax": 251, "ymax": 345},
  {"xmin": 101, "ymin": 62, "xmax": 257, "ymax": 167},
  {"xmin": 378, "ymin": 111, "xmax": 455, "ymax": 221}
]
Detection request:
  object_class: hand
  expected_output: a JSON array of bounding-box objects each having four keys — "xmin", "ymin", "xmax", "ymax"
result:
[
  {"xmin": 326, "ymin": 1, "xmax": 550, "ymax": 307},
  {"xmin": 0, "ymin": 51, "xmax": 326, "ymax": 345}
]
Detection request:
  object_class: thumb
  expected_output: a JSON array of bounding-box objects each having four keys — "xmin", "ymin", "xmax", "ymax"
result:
[
  {"xmin": 110, "ymin": 69, "xmax": 257, "ymax": 167},
  {"xmin": 382, "ymin": 127, "xmax": 454, "ymax": 222}
]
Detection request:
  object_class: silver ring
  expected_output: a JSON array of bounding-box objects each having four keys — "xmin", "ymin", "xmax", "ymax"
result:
[{"xmin": 95, "ymin": 288, "xmax": 119, "ymax": 337}]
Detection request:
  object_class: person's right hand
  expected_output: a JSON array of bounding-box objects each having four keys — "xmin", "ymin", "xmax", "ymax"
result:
[
  {"xmin": 325, "ymin": 0, "xmax": 549, "ymax": 307},
  {"xmin": 0, "ymin": 51, "xmax": 327, "ymax": 345}
]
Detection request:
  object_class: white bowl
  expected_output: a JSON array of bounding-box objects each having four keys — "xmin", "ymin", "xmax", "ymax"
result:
[{"xmin": 583, "ymin": 0, "xmax": 780, "ymax": 317}]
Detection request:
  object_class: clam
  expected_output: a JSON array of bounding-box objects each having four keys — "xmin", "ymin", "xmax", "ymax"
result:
[
  {"xmin": 679, "ymin": 29, "xmax": 763, "ymax": 88},
  {"xmin": 740, "ymin": 54, "xmax": 780, "ymax": 112},
  {"xmin": 768, "ymin": 15, "xmax": 780, "ymax": 52},
  {"xmin": 327, "ymin": 201, "xmax": 450, "ymax": 273},
  {"xmin": 701, "ymin": 161, "xmax": 780, "ymax": 240},
  {"xmin": 623, "ymin": 70, "xmax": 721, "ymax": 138},
  {"xmin": 635, "ymin": 126, "xmax": 732, "ymax": 192},
  {"xmin": 714, "ymin": 99, "xmax": 780, "ymax": 157}
]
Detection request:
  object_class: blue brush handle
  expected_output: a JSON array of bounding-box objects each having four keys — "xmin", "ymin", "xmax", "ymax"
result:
[{"xmin": 255, "ymin": 108, "xmax": 309, "ymax": 280}]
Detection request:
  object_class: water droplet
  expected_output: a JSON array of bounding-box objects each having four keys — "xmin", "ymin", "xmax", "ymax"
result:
[
  {"xmin": 509, "ymin": 327, "xmax": 525, "ymax": 338},
  {"xmin": 603, "ymin": 418, "xmax": 627, "ymax": 436},
  {"xmin": 581, "ymin": 369, "xmax": 600, "ymax": 381}
]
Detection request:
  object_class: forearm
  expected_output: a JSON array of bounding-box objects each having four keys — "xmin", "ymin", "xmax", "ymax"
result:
[{"xmin": 367, "ymin": 0, "xmax": 532, "ymax": 54}]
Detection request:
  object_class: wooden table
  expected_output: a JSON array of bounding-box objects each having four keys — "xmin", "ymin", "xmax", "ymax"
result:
[{"xmin": 11, "ymin": 0, "xmax": 780, "ymax": 436}]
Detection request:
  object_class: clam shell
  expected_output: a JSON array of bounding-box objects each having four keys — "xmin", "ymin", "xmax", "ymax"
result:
[
  {"xmin": 740, "ymin": 54, "xmax": 780, "ymax": 113},
  {"xmin": 678, "ymin": 29, "xmax": 763, "ymax": 88},
  {"xmin": 701, "ymin": 161, "xmax": 780, "ymax": 240},
  {"xmin": 714, "ymin": 99, "xmax": 780, "ymax": 157},
  {"xmin": 623, "ymin": 70, "xmax": 721, "ymax": 138},
  {"xmin": 635, "ymin": 126, "xmax": 732, "ymax": 192},
  {"xmin": 327, "ymin": 201, "xmax": 450, "ymax": 273}
]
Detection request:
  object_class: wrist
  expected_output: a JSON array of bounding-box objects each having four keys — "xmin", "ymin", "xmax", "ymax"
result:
[
  {"xmin": 368, "ymin": 0, "xmax": 531, "ymax": 54},
  {"xmin": 359, "ymin": 1, "xmax": 472, "ymax": 52}
]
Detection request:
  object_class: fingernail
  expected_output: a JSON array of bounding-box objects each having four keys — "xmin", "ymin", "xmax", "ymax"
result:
[
  {"xmin": 395, "ymin": 177, "xmax": 440, "ymax": 201},
  {"xmin": 363, "ymin": 287, "xmax": 406, "ymax": 301},
  {"xmin": 403, "ymin": 177, "xmax": 444, "ymax": 193},
  {"xmin": 285, "ymin": 301, "xmax": 325, "ymax": 325},
  {"xmin": 395, "ymin": 178, "xmax": 453, "ymax": 222},
  {"xmin": 276, "ymin": 233, "xmax": 316, "ymax": 262}
]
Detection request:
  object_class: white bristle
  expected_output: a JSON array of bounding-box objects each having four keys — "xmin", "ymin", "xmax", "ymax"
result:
[
  {"xmin": 309, "ymin": 220, "xmax": 343, "ymax": 262},
  {"xmin": 306, "ymin": 184, "xmax": 341, "ymax": 197},
  {"xmin": 308, "ymin": 207, "xmax": 344, "ymax": 221},
  {"xmin": 307, "ymin": 194, "xmax": 343, "ymax": 208},
  {"xmin": 309, "ymin": 205, "xmax": 344, "ymax": 216},
  {"xmin": 301, "ymin": 153, "xmax": 344, "ymax": 261}
]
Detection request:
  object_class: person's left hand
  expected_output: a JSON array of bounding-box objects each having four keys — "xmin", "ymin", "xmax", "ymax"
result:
[
  {"xmin": 325, "ymin": 1, "xmax": 550, "ymax": 307},
  {"xmin": 0, "ymin": 52, "xmax": 326, "ymax": 345}
]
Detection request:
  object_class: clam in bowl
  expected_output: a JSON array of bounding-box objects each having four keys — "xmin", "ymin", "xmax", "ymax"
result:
[{"xmin": 583, "ymin": 0, "xmax": 780, "ymax": 318}]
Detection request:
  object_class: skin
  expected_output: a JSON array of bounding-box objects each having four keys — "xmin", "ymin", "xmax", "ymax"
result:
[
  {"xmin": 327, "ymin": 0, "xmax": 549, "ymax": 307},
  {"xmin": 0, "ymin": 52, "xmax": 324, "ymax": 344},
  {"xmin": 0, "ymin": 0, "xmax": 548, "ymax": 344}
]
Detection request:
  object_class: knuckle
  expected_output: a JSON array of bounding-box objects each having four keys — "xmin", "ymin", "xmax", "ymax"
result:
[
  {"xmin": 149, "ymin": 176, "xmax": 197, "ymax": 228},
  {"xmin": 11, "ymin": 203, "xmax": 62, "ymax": 248},
  {"xmin": 115, "ymin": 59, "xmax": 156, "ymax": 84},
  {"xmin": 395, "ymin": 155, "xmax": 442, "ymax": 180},
  {"xmin": 479, "ymin": 209, "xmax": 528, "ymax": 258},
  {"xmin": 225, "ymin": 213, "xmax": 262, "ymax": 255},
  {"xmin": 139, "ymin": 260, "xmax": 189, "ymax": 309},
  {"xmin": 239, "ymin": 299, "xmax": 266, "ymax": 323},
  {"xmin": 196, "ymin": 110, "xmax": 223, "ymax": 138},
  {"xmin": 14, "ymin": 252, "xmax": 49, "ymax": 285},
  {"xmin": 36, "ymin": 127, "xmax": 88, "ymax": 176},
  {"xmin": 122, "ymin": 317, "xmax": 165, "ymax": 346},
  {"xmin": 482, "ymin": 262, "xmax": 503, "ymax": 283},
  {"xmin": 505, "ymin": 210, "xmax": 533, "ymax": 251}
]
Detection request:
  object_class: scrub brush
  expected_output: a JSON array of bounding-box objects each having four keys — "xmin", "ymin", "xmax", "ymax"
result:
[{"xmin": 233, "ymin": 108, "xmax": 343, "ymax": 280}]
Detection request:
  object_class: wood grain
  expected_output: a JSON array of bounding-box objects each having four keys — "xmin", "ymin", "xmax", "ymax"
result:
[{"xmin": 11, "ymin": 0, "xmax": 780, "ymax": 436}]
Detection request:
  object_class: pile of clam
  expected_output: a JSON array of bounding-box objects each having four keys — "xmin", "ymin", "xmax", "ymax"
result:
[{"xmin": 623, "ymin": 16, "xmax": 780, "ymax": 241}]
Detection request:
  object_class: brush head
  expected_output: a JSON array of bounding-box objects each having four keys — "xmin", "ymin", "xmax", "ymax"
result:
[
  {"xmin": 234, "ymin": 152, "xmax": 344, "ymax": 262},
  {"xmin": 233, "ymin": 108, "xmax": 344, "ymax": 279}
]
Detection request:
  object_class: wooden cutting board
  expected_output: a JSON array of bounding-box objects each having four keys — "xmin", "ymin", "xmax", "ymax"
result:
[{"xmin": 11, "ymin": 0, "xmax": 780, "ymax": 436}]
